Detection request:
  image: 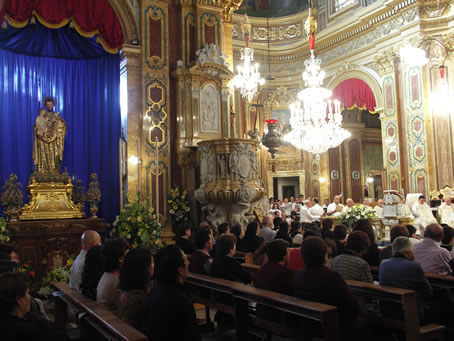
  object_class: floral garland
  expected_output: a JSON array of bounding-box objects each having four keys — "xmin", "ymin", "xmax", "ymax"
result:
[
  {"xmin": 0, "ymin": 217, "xmax": 10, "ymax": 242},
  {"xmin": 339, "ymin": 204, "xmax": 376, "ymax": 227},
  {"xmin": 110, "ymin": 195, "xmax": 163, "ymax": 250},
  {"xmin": 168, "ymin": 186, "xmax": 190, "ymax": 224}
]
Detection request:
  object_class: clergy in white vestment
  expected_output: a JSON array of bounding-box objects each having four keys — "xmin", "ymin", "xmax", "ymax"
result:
[
  {"xmin": 309, "ymin": 198, "xmax": 324, "ymax": 220},
  {"xmin": 326, "ymin": 195, "xmax": 344, "ymax": 217},
  {"xmin": 300, "ymin": 200, "xmax": 319, "ymax": 223},
  {"xmin": 438, "ymin": 197, "xmax": 454, "ymax": 227},
  {"xmin": 374, "ymin": 199, "xmax": 384, "ymax": 217},
  {"xmin": 412, "ymin": 195, "xmax": 437, "ymax": 235},
  {"xmin": 397, "ymin": 199, "xmax": 413, "ymax": 217},
  {"xmin": 341, "ymin": 198, "xmax": 354, "ymax": 214}
]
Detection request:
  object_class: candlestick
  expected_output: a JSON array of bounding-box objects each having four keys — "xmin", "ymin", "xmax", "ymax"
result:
[
  {"xmin": 119, "ymin": 138, "xmax": 123, "ymax": 210},
  {"xmin": 155, "ymin": 137, "xmax": 159, "ymax": 224},
  {"xmin": 137, "ymin": 137, "xmax": 141, "ymax": 193}
]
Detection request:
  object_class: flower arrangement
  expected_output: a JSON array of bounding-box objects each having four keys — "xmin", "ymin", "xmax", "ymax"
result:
[
  {"xmin": 340, "ymin": 204, "xmax": 377, "ymax": 227},
  {"xmin": 168, "ymin": 186, "xmax": 190, "ymax": 224},
  {"xmin": 18, "ymin": 262, "xmax": 35, "ymax": 287},
  {"xmin": 110, "ymin": 195, "xmax": 163, "ymax": 251},
  {"xmin": 0, "ymin": 217, "xmax": 10, "ymax": 242},
  {"xmin": 37, "ymin": 257, "xmax": 74, "ymax": 298}
]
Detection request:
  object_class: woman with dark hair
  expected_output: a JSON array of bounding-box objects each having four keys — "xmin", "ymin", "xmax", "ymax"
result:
[
  {"xmin": 334, "ymin": 224, "xmax": 348, "ymax": 255},
  {"xmin": 230, "ymin": 225, "xmax": 244, "ymax": 249},
  {"xmin": 97, "ymin": 238, "xmax": 129, "ymax": 311},
  {"xmin": 352, "ymin": 219, "xmax": 380, "ymax": 266},
  {"xmin": 290, "ymin": 221, "xmax": 303, "ymax": 246},
  {"xmin": 274, "ymin": 221, "xmax": 293, "ymax": 246},
  {"xmin": 293, "ymin": 237, "xmax": 359, "ymax": 340},
  {"xmin": 0, "ymin": 272, "xmax": 53, "ymax": 340},
  {"xmin": 175, "ymin": 224, "xmax": 196, "ymax": 255},
  {"xmin": 117, "ymin": 247, "xmax": 153, "ymax": 328},
  {"xmin": 331, "ymin": 231, "xmax": 373, "ymax": 283},
  {"xmin": 321, "ymin": 218, "xmax": 335, "ymax": 240},
  {"xmin": 210, "ymin": 234, "xmax": 252, "ymax": 331},
  {"xmin": 239, "ymin": 222, "xmax": 264, "ymax": 253},
  {"xmin": 80, "ymin": 245, "xmax": 103, "ymax": 300},
  {"xmin": 270, "ymin": 202, "xmax": 280, "ymax": 215},
  {"xmin": 210, "ymin": 234, "xmax": 252, "ymax": 284},
  {"xmin": 140, "ymin": 245, "xmax": 200, "ymax": 341}
]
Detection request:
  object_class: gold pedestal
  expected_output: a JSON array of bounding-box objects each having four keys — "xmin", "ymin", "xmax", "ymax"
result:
[{"xmin": 20, "ymin": 178, "xmax": 84, "ymax": 220}]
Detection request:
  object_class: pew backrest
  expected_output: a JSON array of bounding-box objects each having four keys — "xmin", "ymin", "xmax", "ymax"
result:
[
  {"xmin": 53, "ymin": 282, "xmax": 147, "ymax": 341},
  {"xmin": 346, "ymin": 279, "xmax": 444, "ymax": 341},
  {"xmin": 187, "ymin": 272, "xmax": 340, "ymax": 341},
  {"xmin": 371, "ymin": 265, "xmax": 454, "ymax": 289}
]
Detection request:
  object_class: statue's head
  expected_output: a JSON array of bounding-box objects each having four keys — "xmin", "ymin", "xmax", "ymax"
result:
[{"xmin": 43, "ymin": 97, "xmax": 55, "ymax": 111}]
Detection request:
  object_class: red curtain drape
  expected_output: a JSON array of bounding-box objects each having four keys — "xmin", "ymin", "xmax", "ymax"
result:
[
  {"xmin": 332, "ymin": 78, "xmax": 377, "ymax": 113},
  {"xmin": 0, "ymin": 0, "xmax": 123, "ymax": 53}
]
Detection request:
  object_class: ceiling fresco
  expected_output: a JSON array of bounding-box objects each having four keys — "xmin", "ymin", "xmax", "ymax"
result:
[{"xmin": 235, "ymin": 0, "xmax": 310, "ymax": 18}]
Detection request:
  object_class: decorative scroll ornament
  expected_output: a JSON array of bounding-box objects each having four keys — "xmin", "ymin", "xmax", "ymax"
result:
[
  {"xmin": 285, "ymin": 8, "xmax": 350, "ymax": 155},
  {"xmin": 233, "ymin": 15, "xmax": 265, "ymax": 102}
]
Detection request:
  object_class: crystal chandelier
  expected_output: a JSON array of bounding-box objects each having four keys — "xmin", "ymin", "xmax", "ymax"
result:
[
  {"xmin": 285, "ymin": 9, "xmax": 350, "ymax": 154},
  {"xmin": 233, "ymin": 15, "xmax": 265, "ymax": 102}
]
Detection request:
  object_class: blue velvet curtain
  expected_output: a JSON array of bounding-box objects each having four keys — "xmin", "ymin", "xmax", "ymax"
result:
[{"xmin": 0, "ymin": 22, "xmax": 120, "ymax": 224}]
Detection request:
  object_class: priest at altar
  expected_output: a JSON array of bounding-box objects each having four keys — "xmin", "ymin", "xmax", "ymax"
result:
[
  {"xmin": 412, "ymin": 195, "xmax": 437, "ymax": 235},
  {"xmin": 327, "ymin": 195, "xmax": 344, "ymax": 217},
  {"xmin": 438, "ymin": 197, "xmax": 454, "ymax": 227}
]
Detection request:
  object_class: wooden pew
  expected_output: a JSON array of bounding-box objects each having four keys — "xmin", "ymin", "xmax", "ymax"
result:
[
  {"xmin": 346, "ymin": 280, "xmax": 445, "ymax": 341},
  {"xmin": 234, "ymin": 251, "xmax": 253, "ymax": 264},
  {"xmin": 186, "ymin": 272, "xmax": 340, "ymax": 341},
  {"xmin": 53, "ymin": 282, "xmax": 147, "ymax": 341},
  {"xmin": 371, "ymin": 265, "xmax": 454, "ymax": 290}
]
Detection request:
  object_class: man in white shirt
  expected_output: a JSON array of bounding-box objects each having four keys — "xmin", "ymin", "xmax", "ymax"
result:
[
  {"xmin": 374, "ymin": 199, "xmax": 384, "ymax": 217},
  {"xmin": 289, "ymin": 196, "xmax": 296, "ymax": 211},
  {"xmin": 412, "ymin": 195, "xmax": 437, "ymax": 235},
  {"xmin": 69, "ymin": 230, "xmax": 102, "ymax": 290},
  {"xmin": 300, "ymin": 200, "xmax": 319, "ymax": 223},
  {"xmin": 309, "ymin": 198, "xmax": 324, "ymax": 220},
  {"xmin": 341, "ymin": 198, "xmax": 354, "ymax": 214},
  {"xmin": 280, "ymin": 198, "xmax": 292, "ymax": 216},
  {"xmin": 438, "ymin": 197, "xmax": 454, "ymax": 227},
  {"xmin": 327, "ymin": 195, "xmax": 343, "ymax": 217},
  {"xmin": 362, "ymin": 198, "xmax": 371, "ymax": 207}
]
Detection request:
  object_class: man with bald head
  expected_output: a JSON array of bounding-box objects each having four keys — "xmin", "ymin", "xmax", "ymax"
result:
[
  {"xmin": 259, "ymin": 215, "xmax": 277, "ymax": 241},
  {"xmin": 374, "ymin": 199, "xmax": 384, "ymax": 217},
  {"xmin": 341, "ymin": 198, "xmax": 354, "ymax": 214},
  {"xmin": 70, "ymin": 230, "xmax": 102, "ymax": 290},
  {"xmin": 327, "ymin": 195, "xmax": 343, "ymax": 217},
  {"xmin": 414, "ymin": 223, "xmax": 452, "ymax": 275},
  {"xmin": 438, "ymin": 197, "xmax": 454, "ymax": 227}
]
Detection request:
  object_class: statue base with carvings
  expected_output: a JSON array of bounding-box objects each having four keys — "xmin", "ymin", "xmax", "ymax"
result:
[{"xmin": 20, "ymin": 172, "xmax": 84, "ymax": 220}]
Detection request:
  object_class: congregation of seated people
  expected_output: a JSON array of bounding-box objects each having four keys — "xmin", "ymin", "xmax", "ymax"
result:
[{"xmin": 2, "ymin": 201, "xmax": 454, "ymax": 341}]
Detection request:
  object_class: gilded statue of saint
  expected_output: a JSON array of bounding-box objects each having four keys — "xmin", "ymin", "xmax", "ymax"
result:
[{"xmin": 33, "ymin": 97, "xmax": 67, "ymax": 174}]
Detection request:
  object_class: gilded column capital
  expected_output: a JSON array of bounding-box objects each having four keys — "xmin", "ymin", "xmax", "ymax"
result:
[
  {"xmin": 221, "ymin": 0, "xmax": 243, "ymax": 23},
  {"xmin": 373, "ymin": 48, "xmax": 398, "ymax": 76},
  {"xmin": 419, "ymin": 0, "xmax": 451, "ymax": 19},
  {"xmin": 122, "ymin": 45, "xmax": 141, "ymax": 70}
]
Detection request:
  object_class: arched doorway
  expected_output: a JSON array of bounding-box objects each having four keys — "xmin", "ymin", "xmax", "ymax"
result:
[{"xmin": 325, "ymin": 71, "xmax": 384, "ymax": 203}]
